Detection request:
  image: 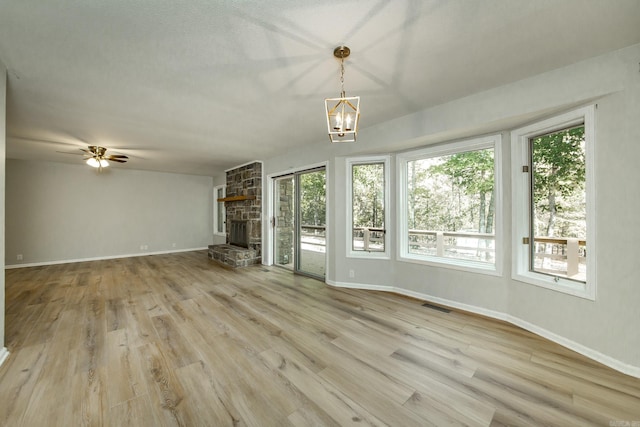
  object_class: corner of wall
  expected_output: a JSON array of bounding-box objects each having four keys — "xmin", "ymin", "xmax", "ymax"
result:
[{"xmin": 0, "ymin": 59, "xmax": 8, "ymax": 365}]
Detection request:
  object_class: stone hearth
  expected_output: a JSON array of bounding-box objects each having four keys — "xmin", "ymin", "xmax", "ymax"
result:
[
  {"xmin": 208, "ymin": 244, "xmax": 259, "ymax": 268},
  {"xmin": 208, "ymin": 161, "xmax": 262, "ymax": 268}
]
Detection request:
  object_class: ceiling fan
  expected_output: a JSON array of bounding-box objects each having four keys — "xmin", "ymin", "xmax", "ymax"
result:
[{"xmin": 81, "ymin": 145, "xmax": 128, "ymax": 169}]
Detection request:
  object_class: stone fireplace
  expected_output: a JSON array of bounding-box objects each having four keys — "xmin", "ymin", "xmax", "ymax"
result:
[{"xmin": 208, "ymin": 161, "xmax": 262, "ymax": 268}]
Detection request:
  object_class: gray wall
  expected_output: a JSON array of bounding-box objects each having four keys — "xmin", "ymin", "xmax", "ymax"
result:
[
  {"xmin": 0, "ymin": 61, "xmax": 6, "ymax": 354},
  {"xmin": 6, "ymin": 159, "xmax": 214, "ymax": 265},
  {"xmin": 262, "ymin": 43, "xmax": 640, "ymax": 374}
]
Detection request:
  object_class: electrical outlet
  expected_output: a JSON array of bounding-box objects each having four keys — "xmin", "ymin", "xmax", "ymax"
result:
[
  {"xmin": 17, "ymin": 254, "xmax": 23, "ymax": 261},
  {"xmin": 349, "ymin": 269, "xmax": 355, "ymax": 278},
  {"xmin": 140, "ymin": 245, "xmax": 144, "ymax": 250},
  {"xmin": 172, "ymin": 243, "xmax": 176, "ymax": 248}
]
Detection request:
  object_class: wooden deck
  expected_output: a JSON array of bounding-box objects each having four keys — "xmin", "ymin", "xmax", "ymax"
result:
[{"xmin": 1, "ymin": 250, "xmax": 639, "ymax": 426}]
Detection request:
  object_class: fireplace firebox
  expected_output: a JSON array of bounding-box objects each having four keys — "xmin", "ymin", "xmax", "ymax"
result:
[{"xmin": 229, "ymin": 220, "xmax": 249, "ymax": 248}]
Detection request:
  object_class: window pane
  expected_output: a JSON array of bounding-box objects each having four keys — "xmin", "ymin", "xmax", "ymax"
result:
[
  {"xmin": 530, "ymin": 125, "xmax": 586, "ymax": 282},
  {"xmin": 352, "ymin": 163, "xmax": 385, "ymax": 252},
  {"xmin": 216, "ymin": 187, "xmax": 225, "ymax": 233},
  {"xmin": 407, "ymin": 148, "xmax": 495, "ymax": 265},
  {"xmin": 299, "ymin": 170, "xmax": 326, "ymax": 277}
]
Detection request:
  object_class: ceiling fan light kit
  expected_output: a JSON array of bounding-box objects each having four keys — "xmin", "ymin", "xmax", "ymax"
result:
[
  {"xmin": 81, "ymin": 145, "xmax": 128, "ymax": 170},
  {"xmin": 325, "ymin": 45, "xmax": 360, "ymax": 143},
  {"xmin": 86, "ymin": 157, "xmax": 109, "ymax": 168}
]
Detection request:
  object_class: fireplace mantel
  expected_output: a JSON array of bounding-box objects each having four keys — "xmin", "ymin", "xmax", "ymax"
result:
[{"xmin": 217, "ymin": 195, "xmax": 256, "ymax": 203}]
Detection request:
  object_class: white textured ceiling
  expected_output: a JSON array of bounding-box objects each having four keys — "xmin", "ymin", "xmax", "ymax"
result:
[{"xmin": 1, "ymin": 0, "xmax": 640, "ymax": 176}]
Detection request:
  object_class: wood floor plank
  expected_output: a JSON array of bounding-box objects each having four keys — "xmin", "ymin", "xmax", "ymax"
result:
[
  {"xmin": 260, "ymin": 347, "xmax": 384, "ymax": 426},
  {"xmin": 135, "ymin": 341, "xmax": 193, "ymax": 426},
  {"xmin": 20, "ymin": 330, "xmax": 79, "ymax": 426},
  {"xmin": 73, "ymin": 293, "xmax": 107, "ymax": 377},
  {"xmin": 107, "ymin": 394, "xmax": 160, "ymax": 427},
  {"xmin": 332, "ymin": 329, "xmax": 495, "ymax": 426},
  {"xmin": 0, "ymin": 343, "xmax": 49, "ymax": 426},
  {"xmin": 2, "ymin": 250, "xmax": 640, "ymax": 426},
  {"xmin": 20, "ymin": 300, "xmax": 65, "ymax": 347},
  {"xmin": 287, "ymin": 403, "xmax": 341, "ymax": 427},
  {"xmin": 150, "ymin": 314, "xmax": 201, "ymax": 369},
  {"xmin": 122, "ymin": 296, "xmax": 161, "ymax": 349},
  {"xmin": 174, "ymin": 361, "xmax": 244, "ymax": 426},
  {"xmin": 70, "ymin": 365, "xmax": 107, "ymax": 427},
  {"xmin": 3, "ymin": 303, "xmax": 44, "ymax": 350},
  {"xmin": 318, "ymin": 364, "xmax": 428, "ymax": 427},
  {"xmin": 105, "ymin": 329, "xmax": 147, "ymax": 409}
]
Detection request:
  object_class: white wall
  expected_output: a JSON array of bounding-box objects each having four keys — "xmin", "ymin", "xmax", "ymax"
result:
[
  {"xmin": 263, "ymin": 43, "xmax": 640, "ymax": 375},
  {"xmin": 6, "ymin": 159, "xmax": 214, "ymax": 265},
  {"xmin": 0, "ymin": 60, "xmax": 8, "ymax": 363}
]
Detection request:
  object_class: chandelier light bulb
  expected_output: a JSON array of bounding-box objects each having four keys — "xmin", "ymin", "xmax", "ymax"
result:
[
  {"xmin": 345, "ymin": 114, "xmax": 352, "ymax": 130},
  {"xmin": 334, "ymin": 114, "xmax": 342, "ymax": 130}
]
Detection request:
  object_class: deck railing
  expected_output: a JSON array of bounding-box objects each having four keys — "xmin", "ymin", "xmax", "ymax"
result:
[
  {"xmin": 408, "ymin": 229, "xmax": 495, "ymax": 262},
  {"xmin": 300, "ymin": 225, "xmax": 327, "ymax": 250},
  {"xmin": 531, "ymin": 236, "xmax": 586, "ymax": 279},
  {"xmin": 352, "ymin": 227, "xmax": 386, "ymax": 251},
  {"xmin": 301, "ymin": 225, "xmax": 585, "ymax": 279}
]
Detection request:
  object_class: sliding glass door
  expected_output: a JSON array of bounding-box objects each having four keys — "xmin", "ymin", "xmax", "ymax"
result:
[
  {"xmin": 298, "ymin": 168, "xmax": 326, "ymax": 277},
  {"xmin": 273, "ymin": 167, "xmax": 326, "ymax": 279}
]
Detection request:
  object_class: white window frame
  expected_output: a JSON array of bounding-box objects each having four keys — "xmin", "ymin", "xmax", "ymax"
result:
[
  {"xmin": 511, "ymin": 105, "xmax": 596, "ymax": 300},
  {"xmin": 213, "ymin": 185, "xmax": 226, "ymax": 236},
  {"xmin": 346, "ymin": 155, "xmax": 391, "ymax": 259},
  {"xmin": 397, "ymin": 135, "xmax": 503, "ymax": 275}
]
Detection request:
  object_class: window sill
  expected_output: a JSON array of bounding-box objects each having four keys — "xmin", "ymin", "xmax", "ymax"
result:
[
  {"xmin": 512, "ymin": 272, "xmax": 594, "ymax": 300},
  {"xmin": 398, "ymin": 253, "xmax": 501, "ymax": 277},
  {"xmin": 347, "ymin": 251, "xmax": 390, "ymax": 260}
]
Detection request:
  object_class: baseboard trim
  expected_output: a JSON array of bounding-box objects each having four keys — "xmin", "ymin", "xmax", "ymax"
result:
[
  {"xmin": 5, "ymin": 247, "xmax": 209, "ymax": 269},
  {"xmin": 326, "ymin": 279, "xmax": 640, "ymax": 379},
  {"xmin": 0, "ymin": 347, "xmax": 9, "ymax": 368},
  {"xmin": 325, "ymin": 279, "xmax": 393, "ymax": 293},
  {"xmin": 503, "ymin": 315, "xmax": 640, "ymax": 379}
]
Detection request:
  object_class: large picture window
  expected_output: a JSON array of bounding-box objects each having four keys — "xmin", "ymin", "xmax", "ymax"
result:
[
  {"xmin": 214, "ymin": 185, "xmax": 225, "ymax": 236},
  {"xmin": 511, "ymin": 106, "xmax": 595, "ymax": 299},
  {"xmin": 398, "ymin": 135, "xmax": 502, "ymax": 273},
  {"xmin": 347, "ymin": 156, "xmax": 390, "ymax": 258}
]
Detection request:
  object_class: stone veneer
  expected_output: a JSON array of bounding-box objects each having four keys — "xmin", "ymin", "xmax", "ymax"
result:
[
  {"xmin": 208, "ymin": 161, "xmax": 262, "ymax": 268},
  {"xmin": 275, "ymin": 178, "xmax": 294, "ymax": 264}
]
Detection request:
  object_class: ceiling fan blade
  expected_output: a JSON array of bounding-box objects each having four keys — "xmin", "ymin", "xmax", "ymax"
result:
[
  {"xmin": 107, "ymin": 154, "xmax": 129, "ymax": 159},
  {"xmin": 80, "ymin": 148, "xmax": 94, "ymax": 154},
  {"xmin": 56, "ymin": 150, "xmax": 85, "ymax": 156},
  {"xmin": 108, "ymin": 158, "xmax": 128, "ymax": 163}
]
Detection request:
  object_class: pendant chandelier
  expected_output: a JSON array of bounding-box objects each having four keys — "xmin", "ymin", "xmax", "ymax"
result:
[{"xmin": 325, "ymin": 46, "xmax": 360, "ymax": 143}]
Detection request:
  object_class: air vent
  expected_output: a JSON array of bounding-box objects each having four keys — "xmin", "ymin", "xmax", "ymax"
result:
[{"xmin": 421, "ymin": 302, "xmax": 451, "ymax": 313}]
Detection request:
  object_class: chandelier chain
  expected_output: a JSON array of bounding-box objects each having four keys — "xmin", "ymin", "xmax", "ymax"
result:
[{"xmin": 340, "ymin": 57, "xmax": 346, "ymax": 98}]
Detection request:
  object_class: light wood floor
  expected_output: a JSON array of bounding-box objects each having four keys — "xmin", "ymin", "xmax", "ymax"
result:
[{"xmin": 1, "ymin": 251, "xmax": 639, "ymax": 426}]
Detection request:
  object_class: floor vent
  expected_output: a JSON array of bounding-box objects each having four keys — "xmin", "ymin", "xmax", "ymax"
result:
[{"xmin": 422, "ymin": 302, "xmax": 451, "ymax": 313}]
